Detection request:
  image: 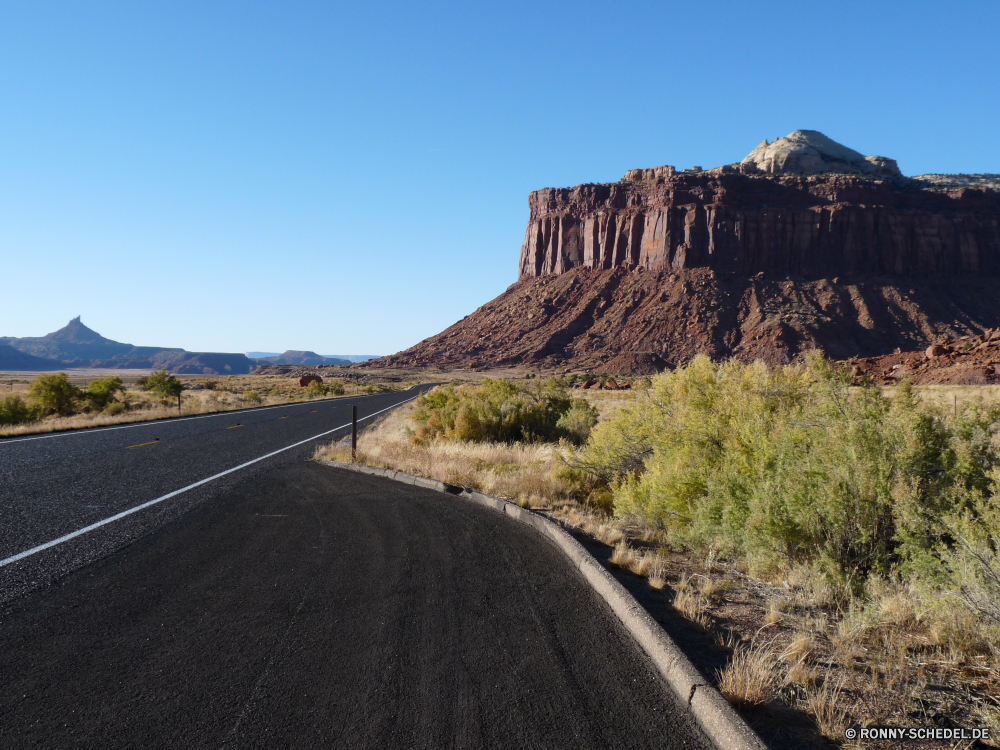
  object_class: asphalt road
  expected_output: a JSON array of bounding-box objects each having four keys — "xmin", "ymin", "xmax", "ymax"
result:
[
  {"xmin": 0, "ymin": 388, "xmax": 426, "ymax": 604},
  {"xmin": 0, "ymin": 390, "xmax": 712, "ymax": 749}
]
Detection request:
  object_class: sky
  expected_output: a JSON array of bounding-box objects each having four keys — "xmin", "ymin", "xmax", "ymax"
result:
[{"xmin": 2, "ymin": 1, "xmax": 998, "ymax": 356}]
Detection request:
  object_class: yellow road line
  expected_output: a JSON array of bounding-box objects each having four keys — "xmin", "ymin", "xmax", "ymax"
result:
[
  {"xmin": 227, "ymin": 424, "xmax": 243, "ymax": 430},
  {"xmin": 279, "ymin": 416, "xmax": 288, "ymax": 419},
  {"xmin": 126, "ymin": 439, "xmax": 160, "ymax": 449}
]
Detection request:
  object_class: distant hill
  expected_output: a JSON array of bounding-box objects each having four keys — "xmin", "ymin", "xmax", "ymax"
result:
[
  {"xmin": 0, "ymin": 318, "xmax": 257, "ymax": 374},
  {"xmin": 0, "ymin": 317, "xmax": 177, "ymax": 362},
  {"xmin": 0, "ymin": 344, "xmax": 65, "ymax": 372},
  {"xmin": 255, "ymin": 350, "xmax": 351, "ymax": 366},
  {"xmin": 322, "ymin": 354, "xmax": 379, "ymax": 363},
  {"xmin": 247, "ymin": 351, "xmax": 378, "ymax": 363}
]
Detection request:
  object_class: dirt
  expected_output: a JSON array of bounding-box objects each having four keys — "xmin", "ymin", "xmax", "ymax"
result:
[
  {"xmin": 362, "ymin": 267, "xmax": 1000, "ymax": 374},
  {"xmin": 851, "ymin": 330, "xmax": 1000, "ymax": 386}
]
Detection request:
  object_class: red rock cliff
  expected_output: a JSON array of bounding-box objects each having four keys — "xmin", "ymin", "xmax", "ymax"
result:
[{"xmin": 518, "ymin": 170, "xmax": 1000, "ymax": 281}]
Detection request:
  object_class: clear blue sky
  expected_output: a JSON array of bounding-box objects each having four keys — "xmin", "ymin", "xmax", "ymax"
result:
[{"xmin": 3, "ymin": 1, "xmax": 998, "ymax": 355}]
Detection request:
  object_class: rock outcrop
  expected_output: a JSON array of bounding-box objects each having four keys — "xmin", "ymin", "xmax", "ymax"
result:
[
  {"xmin": 365, "ymin": 131, "xmax": 1000, "ymax": 374},
  {"xmin": 519, "ymin": 131, "xmax": 1000, "ymax": 282},
  {"xmin": 740, "ymin": 130, "xmax": 900, "ymax": 177}
]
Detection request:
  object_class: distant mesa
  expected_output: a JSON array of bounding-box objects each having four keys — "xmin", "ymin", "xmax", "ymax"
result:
[
  {"xmin": 255, "ymin": 351, "xmax": 352, "ymax": 366},
  {"xmin": 248, "ymin": 352, "xmax": 379, "ymax": 363},
  {"xmin": 0, "ymin": 318, "xmax": 256, "ymax": 374}
]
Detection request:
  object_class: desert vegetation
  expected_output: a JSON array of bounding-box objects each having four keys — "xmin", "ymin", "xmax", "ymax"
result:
[
  {"xmin": 0, "ymin": 370, "xmax": 410, "ymax": 437},
  {"xmin": 315, "ymin": 360, "xmax": 1000, "ymax": 748}
]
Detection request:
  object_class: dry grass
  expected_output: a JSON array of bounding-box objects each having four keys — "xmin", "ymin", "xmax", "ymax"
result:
[
  {"xmin": 673, "ymin": 588, "xmax": 712, "ymax": 631},
  {"xmin": 909, "ymin": 384, "xmax": 1000, "ymax": 412},
  {"xmin": 780, "ymin": 633, "xmax": 816, "ymax": 665},
  {"xmin": 314, "ymin": 402, "xmax": 576, "ymax": 506},
  {"xmin": 717, "ymin": 641, "xmax": 778, "ymax": 707},
  {"xmin": 804, "ymin": 677, "xmax": 848, "ymax": 740},
  {"xmin": 0, "ymin": 372, "xmax": 413, "ymax": 438},
  {"xmin": 576, "ymin": 389, "xmax": 638, "ymax": 421}
]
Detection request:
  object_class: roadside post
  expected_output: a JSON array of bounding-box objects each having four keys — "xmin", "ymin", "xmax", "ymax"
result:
[{"xmin": 351, "ymin": 404, "xmax": 357, "ymax": 462}]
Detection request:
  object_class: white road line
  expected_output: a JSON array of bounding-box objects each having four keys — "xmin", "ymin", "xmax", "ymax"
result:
[
  {"xmin": 0, "ymin": 396, "xmax": 417, "ymax": 569},
  {"xmin": 0, "ymin": 391, "xmax": 412, "ymax": 445}
]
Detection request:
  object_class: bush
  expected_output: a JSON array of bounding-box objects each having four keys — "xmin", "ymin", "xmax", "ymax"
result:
[
  {"xmin": 83, "ymin": 377, "xmax": 124, "ymax": 411},
  {"xmin": 578, "ymin": 354, "xmax": 1000, "ymax": 596},
  {"xmin": 306, "ymin": 380, "xmax": 326, "ymax": 397},
  {"xmin": 556, "ymin": 399, "xmax": 600, "ymax": 445},
  {"xmin": 327, "ymin": 380, "xmax": 345, "ymax": 396},
  {"xmin": 146, "ymin": 370, "xmax": 184, "ymax": 402},
  {"xmin": 0, "ymin": 394, "xmax": 41, "ymax": 425},
  {"xmin": 413, "ymin": 378, "xmax": 591, "ymax": 444},
  {"xmin": 242, "ymin": 390, "xmax": 262, "ymax": 405},
  {"xmin": 28, "ymin": 372, "xmax": 81, "ymax": 416},
  {"xmin": 104, "ymin": 402, "xmax": 127, "ymax": 416}
]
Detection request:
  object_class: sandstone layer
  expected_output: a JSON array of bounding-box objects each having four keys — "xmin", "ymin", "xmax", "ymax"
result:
[{"xmin": 519, "ymin": 171, "xmax": 1000, "ymax": 282}]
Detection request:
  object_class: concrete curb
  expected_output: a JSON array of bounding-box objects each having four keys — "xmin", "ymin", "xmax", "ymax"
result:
[{"xmin": 320, "ymin": 460, "xmax": 768, "ymax": 750}]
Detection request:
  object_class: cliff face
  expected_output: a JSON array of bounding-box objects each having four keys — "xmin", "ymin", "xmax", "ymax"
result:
[{"xmin": 519, "ymin": 171, "xmax": 1000, "ymax": 281}]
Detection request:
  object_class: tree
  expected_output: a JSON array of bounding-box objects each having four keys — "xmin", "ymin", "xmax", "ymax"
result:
[
  {"xmin": 83, "ymin": 376, "xmax": 124, "ymax": 411},
  {"xmin": 147, "ymin": 369, "xmax": 184, "ymax": 410},
  {"xmin": 28, "ymin": 372, "xmax": 81, "ymax": 416}
]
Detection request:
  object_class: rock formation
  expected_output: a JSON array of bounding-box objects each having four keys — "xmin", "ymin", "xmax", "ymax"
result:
[
  {"xmin": 740, "ymin": 130, "xmax": 900, "ymax": 177},
  {"xmin": 520, "ymin": 132, "xmax": 1000, "ymax": 283},
  {"xmin": 366, "ymin": 131, "xmax": 1000, "ymax": 372}
]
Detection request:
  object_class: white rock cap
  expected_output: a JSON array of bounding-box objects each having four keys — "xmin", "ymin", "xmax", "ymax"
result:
[{"xmin": 741, "ymin": 129, "xmax": 901, "ymax": 177}]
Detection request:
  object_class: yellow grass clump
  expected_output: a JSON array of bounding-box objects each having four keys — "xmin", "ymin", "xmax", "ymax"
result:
[
  {"xmin": 313, "ymin": 401, "xmax": 577, "ymax": 507},
  {"xmin": 717, "ymin": 641, "xmax": 778, "ymax": 707}
]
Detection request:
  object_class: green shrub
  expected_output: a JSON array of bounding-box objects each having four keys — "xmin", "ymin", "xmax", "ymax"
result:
[
  {"xmin": 0, "ymin": 394, "xmax": 41, "ymax": 425},
  {"xmin": 413, "ymin": 378, "xmax": 588, "ymax": 444},
  {"xmin": 578, "ymin": 354, "xmax": 1000, "ymax": 596},
  {"xmin": 146, "ymin": 370, "xmax": 184, "ymax": 401},
  {"xmin": 935, "ymin": 478, "xmax": 1000, "ymax": 627},
  {"xmin": 28, "ymin": 372, "xmax": 81, "ymax": 416},
  {"xmin": 104, "ymin": 402, "xmax": 127, "ymax": 416},
  {"xmin": 306, "ymin": 380, "xmax": 326, "ymax": 397},
  {"xmin": 556, "ymin": 399, "xmax": 600, "ymax": 445},
  {"xmin": 243, "ymin": 390, "xmax": 262, "ymax": 405},
  {"xmin": 327, "ymin": 380, "xmax": 345, "ymax": 396},
  {"xmin": 83, "ymin": 377, "xmax": 124, "ymax": 411}
]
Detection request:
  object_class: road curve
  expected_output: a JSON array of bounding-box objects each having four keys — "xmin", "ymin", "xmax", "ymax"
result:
[{"xmin": 0, "ymin": 461, "xmax": 712, "ymax": 749}]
